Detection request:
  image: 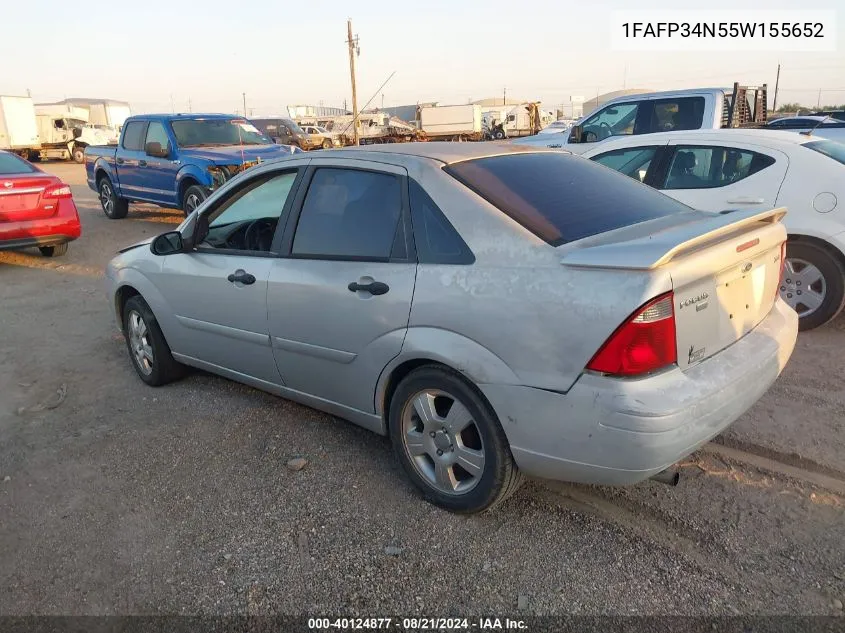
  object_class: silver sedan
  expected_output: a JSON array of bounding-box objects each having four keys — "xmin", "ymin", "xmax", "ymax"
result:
[{"xmin": 105, "ymin": 143, "xmax": 798, "ymax": 513}]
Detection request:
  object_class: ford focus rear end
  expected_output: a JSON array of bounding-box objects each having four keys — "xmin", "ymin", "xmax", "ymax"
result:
[{"xmin": 421, "ymin": 149, "xmax": 798, "ymax": 486}]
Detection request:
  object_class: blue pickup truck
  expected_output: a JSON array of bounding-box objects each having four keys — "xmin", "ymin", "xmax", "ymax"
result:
[{"xmin": 85, "ymin": 113, "xmax": 301, "ymax": 219}]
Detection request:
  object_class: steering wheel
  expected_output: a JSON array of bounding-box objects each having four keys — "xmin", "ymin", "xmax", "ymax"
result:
[
  {"xmin": 597, "ymin": 121, "xmax": 613, "ymax": 140},
  {"xmin": 243, "ymin": 219, "xmax": 275, "ymax": 251}
]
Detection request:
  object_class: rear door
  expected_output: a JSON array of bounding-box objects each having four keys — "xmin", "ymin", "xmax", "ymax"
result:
[
  {"xmin": 655, "ymin": 141, "xmax": 788, "ymax": 212},
  {"xmin": 267, "ymin": 159, "xmax": 416, "ymax": 414},
  {"xmin": 114, "ymin": 120, "xmax": 148, "ymax": 199}
]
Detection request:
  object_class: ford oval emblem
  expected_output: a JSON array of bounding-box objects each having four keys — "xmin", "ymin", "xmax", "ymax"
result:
[{"xmin": 741, "ymin": 262, "xmax": 753, "ymax": 274}]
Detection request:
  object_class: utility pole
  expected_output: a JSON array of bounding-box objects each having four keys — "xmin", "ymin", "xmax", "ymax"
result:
[
  {"xmin": 346, "ymin": 19, "xmax": 360, "ymax": 146},
  {"xmin": 817, "ymin": 88, "xmax": 822, "ymax": 109},
  {"xmin": 772, "ymin": 63, "xmax": 780, "ymax": 112},
  {"xmin": 188, "ymin": 97, "xmax": 192, "ymax": 113},
  {"xmin": 503, "ymin": 87, "xmax": 507, "ymax": 105},
  {"xmin": 381, "ymin": 93, "xmax": 384, "ymax": 110},
  {"xmin": 242, "ymin": 93, "xmax": 247, "ymax": 118}
]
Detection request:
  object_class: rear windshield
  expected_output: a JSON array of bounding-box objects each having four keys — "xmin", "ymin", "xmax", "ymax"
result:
[
  {"xmin": 0, "ymin": 152, "xmax": 36, "ymax": 175},
  {"xmin": 444, "ymin": 152, "xmax": 689, "ymax": 246},
  {"xmin": 805, "ymin": 139, "xmax": 845, "ymax": 166}
]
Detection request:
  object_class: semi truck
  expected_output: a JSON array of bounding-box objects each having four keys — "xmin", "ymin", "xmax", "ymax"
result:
[
  {"xmin": 0, "ymin": 96, "xmax": 41, "ymax": 160},
  {"xmin": 37, "ymin": 98, "xmax": 131, "ymax": 141},
  {"xmin": 35, "ymin": 104, "xmax": 114, "ymax": 163}
]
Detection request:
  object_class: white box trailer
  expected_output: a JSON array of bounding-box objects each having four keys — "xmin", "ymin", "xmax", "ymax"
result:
[
  {"xmin": 419, "ymin": 104, "xmax": 483, "ymax": 141},
  {"xmin": 0, "ymin": 96, "xmax": 40, "ymax": 158}
]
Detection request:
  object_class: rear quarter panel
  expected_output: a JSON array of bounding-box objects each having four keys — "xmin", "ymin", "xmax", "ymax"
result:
[
  {"xmin": 85, "ymin": 147, "xmax": 118, "ymax": 191},
  {"xmin": 401, "ymin": 161, "xmax": 671, "ymax": 393}
]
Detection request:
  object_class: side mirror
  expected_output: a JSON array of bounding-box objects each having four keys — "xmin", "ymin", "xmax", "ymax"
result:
[
  {"xmin": 150, "ymin": 231, "xmax": 184, "ymax": 256},
  {"xmin": 569, "ymin": 124, "xmax": 583, "ymax": 143},
  {"xmin": 72, "ymin": 128, "xmax": 83, "ymax": 139},
  {"xmin": 145, "ymin": 141, "xmax": 168, "ymax": 158}
]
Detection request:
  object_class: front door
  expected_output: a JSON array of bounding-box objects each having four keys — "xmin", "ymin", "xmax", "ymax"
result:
[
  {"xmin": 657, "ymin": 141, "xmax": 788, "ymax": 212},
  {"xmin": 139, "ymin": 120, "xmax": 180, "ymax": 206},
  {"xmin": 155, "ymin": 166, "xmax": 304, "ymax": 385},
  {"xmin": 267, "ymin": 161, "xmax": 417, "ymax": 414}
]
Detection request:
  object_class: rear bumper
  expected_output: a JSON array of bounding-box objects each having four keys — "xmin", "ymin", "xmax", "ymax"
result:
[
  {"xmin": 0, "ymin": 199, "xmax": 82, "ymax": 249},
  {"xmin": 480, "ymin": 299, "xmax": 799, "ymax": 485}
]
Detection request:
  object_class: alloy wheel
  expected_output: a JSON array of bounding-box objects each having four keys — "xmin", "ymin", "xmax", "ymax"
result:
[
  {"xmin": 185, "ymin": 194, "xmax": 200, "ymax": 213},
  {"xmin": 100, "ymin": 182, "xmax": 114, "ymax": 214},
  {"xmin": 781, "ymin": 257, "xmax": 826, "ymax": 317},
  {"xmin": 127, "ymin": 310, "xmax": 154, "ymax": 376},
  {"xmin": 400, "ymin": 389, "xmax": 486, "ymax": 495}
]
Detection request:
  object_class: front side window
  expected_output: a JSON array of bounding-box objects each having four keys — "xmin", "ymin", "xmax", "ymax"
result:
[
  {"xmin": 121, "ymin": 121, "xmax": 147, "ymax": 151},
  {"xmin": 292, "ymin": 168, "xmax": 402, "ymax": 259},
  {"xmin": 145, "ymin": 121, "xmax": 170, "ymax": 151},
  {"xmin": 663, "ymin": 146, "xmax": 776, "ymax": 190},
  {"xmin": 591, "ymin": 146, "xmax": 658, "ymax": 183},
  {"xmin": 579, "ymin": 103, "xmax": 639, "ymax": 142},
  {"xmin": 201, "ymin": 171, "xmax": 298, "ymax": 253},
  {"xmin": 445, "ymin": 152, "xmax": 689, "ymax": 247}
]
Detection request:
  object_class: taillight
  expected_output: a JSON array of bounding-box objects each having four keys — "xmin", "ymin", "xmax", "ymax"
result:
[
  {"xmin": 43, "ymin": 183, "xmax": 72, "ymax": 199},
  {"xmin": 587, "ymin": 292, "xmax": 677, "ymax": 377},
  {"xmin": 776, "ymin": 241, "xmax": 787, "ymax": 302}
]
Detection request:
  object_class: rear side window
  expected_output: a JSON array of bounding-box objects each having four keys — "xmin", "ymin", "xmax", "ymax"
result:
[
  {"xmin": 805, "ymin": 139, "xmax": 845, "ymax": 166},
  {"xmin": 409, "ymin": 180, "xmax": 474, "ymax": 264},
  {"xmin": 121, "ymin": 121, "xmax": 146, "ymax": 151},
  {"xmin": 444, "ymin": 152, "xmax": 689, "ymax": 246},
  {"xmin": 663, "ymin": 146, "xmax": 775, "ymax": 190},
  {"xmin": 649, "ymin": 97, "xmax": 705, "ymax": 133},
  {"xmin": 0, "ymin": 152, "xmax": 36, "ymax": 174}
]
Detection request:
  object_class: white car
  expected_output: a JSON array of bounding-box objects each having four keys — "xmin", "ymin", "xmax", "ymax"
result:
[
  {"xmin": 581, "ymin": 129, "xmax": 845, "ymax": 330},
  {"xmin": 300, "ymin": 124, "xmax": 341, "ymax": 149},
  {"xmin": 538, "ymin": 120, "xmax": 574, "ymax": 135}
]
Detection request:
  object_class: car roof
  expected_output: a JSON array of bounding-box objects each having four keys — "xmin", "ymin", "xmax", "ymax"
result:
[
  {"xmin": 327, "ymin": 141, "xmax": 560, "ymax": 164},
  {"xmin": 585, "ymin": 128, "xmax": 819, "ymax": 152}
]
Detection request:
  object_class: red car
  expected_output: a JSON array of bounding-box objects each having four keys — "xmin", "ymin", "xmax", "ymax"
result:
[{"xmin": 0, "ymin": 150, "xmax": 81, "ymax": 257}]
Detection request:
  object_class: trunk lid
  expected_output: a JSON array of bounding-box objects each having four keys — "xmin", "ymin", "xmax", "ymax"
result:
[
  {"xmin": 561, "ymin": 207, "xmax": 787, "ymax": 370},
  {"xmin": 0, "ymin": 174, "xmax": 61, "ymax": 222}
]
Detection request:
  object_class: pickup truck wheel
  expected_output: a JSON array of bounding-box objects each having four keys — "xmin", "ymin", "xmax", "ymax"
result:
[
  {"xmin": 98, "ymin": 177, "xmax": 129, "ymax": 219},
  {"xmin": 182, "ymin": 185, "xmax": 208, "ymax": 216},
  {"xmin": 782, "ymin": 240, "xmax": 845, "ymax": 331},
  {"xmin": 72, "ymin": 145, "xmax": 85, "ymax": 163}
]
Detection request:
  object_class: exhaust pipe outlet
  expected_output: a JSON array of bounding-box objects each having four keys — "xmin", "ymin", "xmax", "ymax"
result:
[{"xmin": 650, "ymin": 469, "xmax": 680, "ymax": 486}]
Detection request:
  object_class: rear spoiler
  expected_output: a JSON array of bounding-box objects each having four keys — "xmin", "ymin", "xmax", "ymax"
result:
[{"xmin": 560, "ymin": 207, "xmax": 786, "ymax": 270}]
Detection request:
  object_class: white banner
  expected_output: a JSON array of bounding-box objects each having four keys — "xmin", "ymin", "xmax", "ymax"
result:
[{"xmin": 611, "ymin": 10, "xmax": 837, "ymax": 51}]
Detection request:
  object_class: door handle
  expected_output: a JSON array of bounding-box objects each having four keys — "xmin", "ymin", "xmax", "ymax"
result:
[
  {"xmin": 116, "ymin": 157, "xmax": 124, "ymax": 164},
  {"xmin": 726, "ymin": 197, "xmax": 765, "ymax": 204},
  {"xmin": 139, "ymin": 159, "xmax": 147, "ymax": 167},
  {"xmin": 227, "ymin": 269, "xmax": 256, "ymax": 285},
  {"xmin": 348, "ymin": 280, "xmax": 390, "ymax": 296}
]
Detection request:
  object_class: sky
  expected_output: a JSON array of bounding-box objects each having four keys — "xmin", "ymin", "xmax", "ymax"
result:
[{"xmin": 1, "ymin": 0, "xmax": 843, "ymax": 116}]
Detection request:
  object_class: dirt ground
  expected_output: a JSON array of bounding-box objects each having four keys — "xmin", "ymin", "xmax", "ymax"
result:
[{"xmin": 1, "ymin": 162, "xmax": 843, "ymax": 617}]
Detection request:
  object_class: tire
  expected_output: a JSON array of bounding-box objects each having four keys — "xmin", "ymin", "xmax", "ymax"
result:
[
  {"xmin": 388, "ymin": 365, "xmax": 524, "ymax": 513},
  {"xmin": 122, "ymin": 295, "xmax": 185, "ymax": 386},
  {"xmin": 72, "ymin": 144, "xmax": 85, "ymax": 164},
  {"xmin": 97, "ymin": 176, "xmax": 129, "ymax": 219},
  {"xmin": 322, "ymin": 139, "xmax": 332, "ymax": 150},
  {"xmin": 493, "ymin": 130, "xmax": 506, "ymax": 140},
  {"xmin": 181, "ymin": 184, "xmax": 208, "ymax": 216},
  {"xmin": 39, "ymin": 243, "xmax": 68, "ymax": 257},
  {"xmin": 782, "ymin": 240, "xmax": 845, "ymax": 331}
]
